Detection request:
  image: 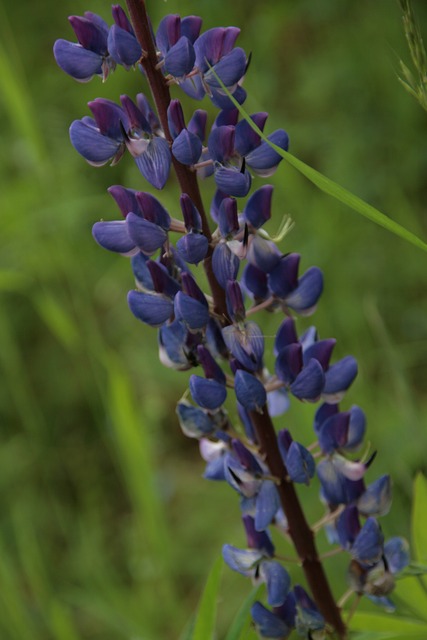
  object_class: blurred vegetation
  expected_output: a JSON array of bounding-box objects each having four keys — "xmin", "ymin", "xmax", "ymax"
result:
[{"xmin": 0, "ymin": 0, "xmax": 426, "ymax": 638}]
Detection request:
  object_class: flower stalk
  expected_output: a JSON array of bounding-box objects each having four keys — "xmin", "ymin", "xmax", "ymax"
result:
[
  {"xmin": 125, "ymin": 0, "xmax": 229, "ymax": 320},
  {"xmin": 54, "ymin": 2, "xmax": 410, "ymax": 638}
]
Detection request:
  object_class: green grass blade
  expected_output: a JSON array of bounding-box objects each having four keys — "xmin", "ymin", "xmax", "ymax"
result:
[
  {"xmin": 412, "ymin": 474, "xmax": 427, "ymax": 563},
  {"xmin": 191, "ymin": 556, "xmax": 223, "ymax": 640},
  {"xmin": 104, "ymin": 353, "xmax": 175, "ymax": 578},
  {"xmin": 224, "ymin": 586, "xmax": 261, "ymax": 640},
  {"xmin": 209, "ymin": 68, "xmax": 427, "ymax": 253},
  {"xmin": 351, "ymin": 612, "xmax": 427, "ymax": 638}
]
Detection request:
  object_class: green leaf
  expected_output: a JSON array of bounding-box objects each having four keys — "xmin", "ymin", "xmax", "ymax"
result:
[
  {"xmin": 208, "ymin": 66, "xmax": 427, "ymax": 254},
  {"xmin": 224, "ymin": 586, "xmax": 261, "ymax": 640},
  {"xmin": 351, "ymin": 612, "xmax": 427, "ymax": 639},
  {"xmin": 400, "ymin": 562, "xmax": 427, "ymax": 578},
  {"xmin": 412, "ymin": 473, "xmax": 427, "ymax": 562},
  {"xmin": 393, "ymin": 577, "xmax": 427, "ymax": 623},
  {"xmin": 191, "ymin": 556, "xmax": 223, "ymax": 640}
]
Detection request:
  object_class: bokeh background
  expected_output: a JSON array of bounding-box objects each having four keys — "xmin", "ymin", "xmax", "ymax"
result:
[{"xmin": 0, "ymin": 0, "xmax": 426, "ymax": 638}]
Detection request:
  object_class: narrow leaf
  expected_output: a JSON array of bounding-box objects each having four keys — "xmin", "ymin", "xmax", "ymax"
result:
[
  {"xmin": 351, "ymin": 612, "xmax": 427, "ymax": 638},
  {"xmin": 224, "ymin": 586, "xmax": 261, "ymax": 640},
  {"xmin": 209, "ymin": 66, "xmax": 427, "ymax": 254},
  {"xmin": 191, "ymin": 556, "xmax": 223, "ymax": 640},
  {"xmin": 412, "ymin": 473, "xmax": 427, "ymax": 562}
]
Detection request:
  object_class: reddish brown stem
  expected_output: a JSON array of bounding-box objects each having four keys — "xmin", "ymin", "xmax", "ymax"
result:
[
  {"xmin": 125, "ymin": 1, "xmax": 346, "ymax": 637},
  {"xmin": 250, "ymin": 407, "xmax": 347, "ymax": 638},
  {"xmin": 125, "ymin": 0, "xmax": 228, "ymax": 321}
]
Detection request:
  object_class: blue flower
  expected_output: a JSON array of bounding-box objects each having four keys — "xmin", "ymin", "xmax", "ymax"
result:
[
  {"xmin": 223, "ymin": 516, "xmax": 291, "ymax": 607},
  {"xmin": 206, "ymin": 113, "xmax": 289, "ymax": 197},
  {"xmin": 54, "ymin": 12, "xmax": 114, "ymax": 82},
  {"xmin": 70, "ymin": 94, "xmax": 171, "ymax": 189},
  {"xmin": 156, "ymin": 14, "xmax": 201, "ymax": 78},
  {"xmin": 180, "ymin": 27, "xmax": 248, "ymax": 108},
  {"xmin": 108, "ymin": 5, "xmax": 142, "ymax": 67}
]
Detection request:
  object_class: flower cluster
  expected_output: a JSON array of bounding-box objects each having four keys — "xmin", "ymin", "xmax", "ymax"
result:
[{"xmin": 54, "ymin": 4, "xmax": 408, "ymax": 638}]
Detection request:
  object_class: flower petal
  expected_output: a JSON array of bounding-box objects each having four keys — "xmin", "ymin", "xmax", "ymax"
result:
[
  {"xmin": 234, "ymin": 370, "xmax": 266, "ymax": 411},
  {"xmin": 126, "ymin": 213, "xmax": 167, "ymax": 255},
  {"xmin": 189, "ymin": 375, "xmax": 227, "ymax": 410},
  {"xmin": 132, "ymin": 136, "xmax": 171, "ymax": 189},
  {"xmin": 92, "ymin": 220, "xmax": 136, "ymax": 254},
  {"xmin": 53, "ymin": 39, "xmax": 103, "ymax": 81},
  {"xmin": 127, "ymin": 290, "xmax": 173, "ymax": 326},
  {"xmin": 70, "ymin": 119, "xmax": 121, "ymax": 164}
]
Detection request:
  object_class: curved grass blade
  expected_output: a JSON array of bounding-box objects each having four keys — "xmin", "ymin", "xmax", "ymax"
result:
[
  {"xmin": 191, "ymin": 556, "xmax": 223, "ymax": 640},
  {"xmin": 209, "ymin": 68, "xmax": 427, "ymax": 254},
  {"xmin": 224, "ymin": 585, "xmax": 261, "ymax": 640},
  {"xmin": 351, "ymin": 611, "xmax": 427, "ymax": 639}
]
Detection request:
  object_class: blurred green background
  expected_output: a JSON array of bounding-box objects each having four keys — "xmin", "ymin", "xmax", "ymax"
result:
[{"xmin": 0, "ymin": 0, "xmax": 426, "ymax": 638}]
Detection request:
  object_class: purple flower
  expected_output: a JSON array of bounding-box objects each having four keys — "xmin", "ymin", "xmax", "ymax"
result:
[
  {"xmin": 179, "ymin": 26, "xmax": 248, "ymax": 108},
  {"xmin": 70, "ymin": 94, "xmax": 171, "ymax": 189},
  {"xmin": 92, "ymin": 189, "xmax": 171, "ymax": 257},
  {"xmin": 54, "ymin": 12, "xmax": 114, "ymax": 82},
  {"xmin": 205, "ymin": 112, "xmax": 288, "ymax": 197},
  {"xmin": 223, "ymin": 516, "xmax": 291, "ymax": 607},
  {"xmin": 156, "ymin": 14, "xmax": 202, "ymax": 78},
  {"xmin": 108, "ymin": 5, "xmax": 142, "ymax": 67}
]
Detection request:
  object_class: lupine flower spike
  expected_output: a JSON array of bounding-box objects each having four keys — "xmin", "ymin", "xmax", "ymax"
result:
[{"xmin": 54, "ymin": 3, "xmax": 408, "ymax": 638}]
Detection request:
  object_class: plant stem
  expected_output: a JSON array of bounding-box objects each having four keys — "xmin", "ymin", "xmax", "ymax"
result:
[
  {"xmin": 125, "ymin": 1, "xmax": 346, "ymax": 637},
  {"xmin": 125, "ymin": 0, "xmax": 228, "ymax": 321},
  {"xmin": 250, "ymin": 406, "xmax": 347, "ymax": 638}
]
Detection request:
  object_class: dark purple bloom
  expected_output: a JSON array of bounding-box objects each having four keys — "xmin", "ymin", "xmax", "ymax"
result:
[
  {"xmin": 268, "ymin": 254, "xmax": 323, "ymax": 315},
  {"xmin": 176, "ymin": 401, "xmax": 216, "ymax": 438},
  {"xmin": 158, "ymin": 320, "xmax": 192, "ymax": 370},
  {"xmin": 54, "ymin": 12, "xmax": 115, "ymax": 82},
  {"xmin": 278, "ymin": 430, "xmax": 315, "ymax": 485},
  {"xmin": 167, "ymin": 100, "xmax": 204, "ymax": 166},
  {"xmin": 70, "ymin": 94, "xmax": 171, "ymax": 189},
  {"xmin": 223, "ymin": 533, "xmax": 290, "ymax": 607},
  {"xmin": 243, "ymin": 185, "xmax": 273, "ymax": 230},
  {"xmin": 156, "ymin": 15, "xmax": 202, "ymax": 78},
  {"xmin": 251, "ymin": 600, "xmax": 293, "ymax": 639},
  {"xmin": 180, "ymin": 26, "xmax": 248, "ymax": 108},
  {"xmin": 189, "ymin": 375, "xmax": 227, "ymax": 410},
  {"xmin": 212, "ymin": 242, "xmax": 240, "ymax": 288},
  {"xmin": 222, "ymin": 320, "xmax": 264, "ymax": 372},
  {"xmin": 127, "ymin": 290, "xmax": 173, "ymax": 327},
  {"xmin": 357, "ymin": 475, "xmax": 392, "ymax": 517},
  {"xmin": 92, "ymin": 189, "xmax": 171, "ymax": 257},
  {"xmin": 294, "ymin": 585, "xmax": 325, "ymax": 638},
  {"xmin": 108, "ymin": 5, "xmax": 142, "ymax": 67},
  {"xmin": 234, "ymin": 370, "xmax": 266, "ymax": 412}
]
